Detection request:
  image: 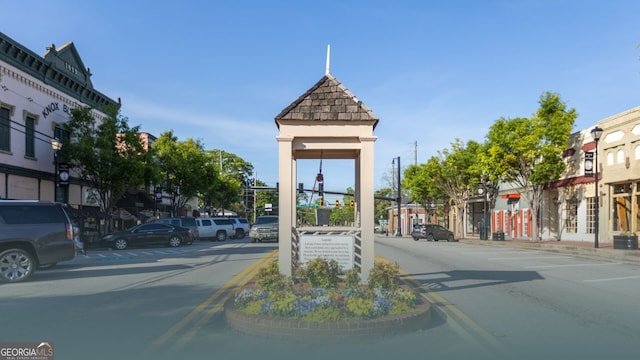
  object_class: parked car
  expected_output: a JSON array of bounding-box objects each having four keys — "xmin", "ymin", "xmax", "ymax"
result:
[
  {"xmin": 230, "ymin": 217, "xmax": 250, "ymax": 239},
  {"xmin": 154, "ymin": 217, "xmax": 198, "ymax": 244},
  {"xmin": 249, "ymin": 215, "xmax": 279, "ymax": 243},
  {"xmin": 195, "ymin": 217, "xmax": 234, "ymax": 241},
  {"xmin": 103, "ymin": 223, "xmax": 191, "ymax": 250},
  {"xmin": 411, "ymin": 224, "xmax": 456, "ymax": 242},
  {"xmin": 0, "ymin": 200, "xmax": 77, "ymax": 282}
]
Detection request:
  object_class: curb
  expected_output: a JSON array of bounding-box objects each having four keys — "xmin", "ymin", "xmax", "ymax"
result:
[{"xmin": 459, "ymin": 239, "xmax": 640, "ymax": 265}]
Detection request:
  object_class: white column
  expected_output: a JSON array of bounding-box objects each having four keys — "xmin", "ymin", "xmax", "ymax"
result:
[
  {"xmin": 277, "ymin": 135, "xmax": 294, "ymax": 276},
  {"xmin": 359, "ymin": 136, "xmax": 377, "ymax": 283}
]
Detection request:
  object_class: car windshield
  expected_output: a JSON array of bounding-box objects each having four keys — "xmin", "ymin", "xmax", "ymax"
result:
[{"xmin": 255, "ymin": 217, "xmax": 277, "ymax": 224}]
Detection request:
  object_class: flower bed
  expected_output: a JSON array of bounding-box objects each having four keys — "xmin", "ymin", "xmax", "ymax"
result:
[{"xmin": 223, "ymin": 259, "xmax": 432, "ymax": 342}]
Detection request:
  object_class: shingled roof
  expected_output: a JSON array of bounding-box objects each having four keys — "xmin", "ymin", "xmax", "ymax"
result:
[{"xmin": 275, "ymin": 73, "xmax": 379, "ymax": 128}]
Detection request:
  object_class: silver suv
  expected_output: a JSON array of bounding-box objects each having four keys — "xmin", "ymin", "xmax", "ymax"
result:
[
  {"xmin": 249, "ymin": 215, "xmax": 279, "ymax": 243},
  {"xmin": 0, "ymin": 200, "xmax": 77, "ymax": 282}
]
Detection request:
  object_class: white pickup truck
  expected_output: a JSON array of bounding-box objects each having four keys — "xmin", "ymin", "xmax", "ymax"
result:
[{"xmin": 195, "ymin": 217, "xmax": 234, "ymax": 241}]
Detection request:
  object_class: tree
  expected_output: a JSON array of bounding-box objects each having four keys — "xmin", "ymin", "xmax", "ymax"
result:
[
  {"xmin": 374, "ymin": 187, "xmax": 394, "ymax": 229},
  {"xmin": 202, "ymin": 149, "xmax": 253, "ymax": 216},
  {"xmin": 403, "ymin": 139, "xmax": 481, "ymax": 237},
  {"xmin": 63, "ymin": 105, "xmax": 148, "ymax": 231},
  {"xmin": 153, "ymin": 131, "xmax": 208, "ymax": 216},
  {"xmin": 403, "ymin": 158, "xmax": 448, "ymax": 214},
  {"xmin": 254, "ymin": 179, "xmax": 278, "ymax": 217},
  {"xmin": 483, "ymin": 92, "xmax": 576, "ymax": 240},
  {"xmin": 436, "ymin": 139, "xmax": 483, "ymax": 237}
]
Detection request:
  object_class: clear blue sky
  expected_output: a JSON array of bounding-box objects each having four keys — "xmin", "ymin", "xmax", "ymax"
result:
[{"xmin": 3, "ymin": 0, "xmax": 639, "ymax": 198}]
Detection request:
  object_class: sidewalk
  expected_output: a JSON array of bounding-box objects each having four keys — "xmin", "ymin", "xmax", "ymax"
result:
[{"xmin": 458, "ymin": 237, "xmax": 640, "ymax": 265}]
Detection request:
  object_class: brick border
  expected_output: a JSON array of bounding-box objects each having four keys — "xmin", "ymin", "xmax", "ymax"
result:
[{"xmin": 224, "ymin": 295, "xmax": 432, "ymax": 343}]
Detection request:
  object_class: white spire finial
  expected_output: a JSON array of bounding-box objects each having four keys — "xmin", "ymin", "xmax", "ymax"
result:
[{"xmin": 325, "ymin": 44, "xmax": 331, "ymax": 75}]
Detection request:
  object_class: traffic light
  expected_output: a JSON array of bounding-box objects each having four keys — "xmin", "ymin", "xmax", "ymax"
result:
[
  {"xmin": 350, "ymin": 199, "xmax": 355, "ymax": 208},
  {"xmin": 319, "ymin": 199, "xmax": 324, "ymax": 207},
  {"xmin": 335, "ymin": 199, "xmax": 340, "ymax": 207},
  {"xmin": 298, "ymin": 183, "xmax": 304, "ymax": 194}
]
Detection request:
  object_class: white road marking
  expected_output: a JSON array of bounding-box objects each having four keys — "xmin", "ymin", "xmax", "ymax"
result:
[
  {"xmin": 525, "ymin": 263, "xmax": 618, "ymax": 269},
  {"xmin": 488, "ymin": 256, "xmax": 570, "ymax": 261},
  {"xmin": 583, "ymin": 275, "xmax": 640, "ymax": 283}
]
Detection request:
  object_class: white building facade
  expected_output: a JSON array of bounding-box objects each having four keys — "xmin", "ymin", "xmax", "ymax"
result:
[{"xmin": 0, "ymin": 32, "xmax": 118, "ymax": 213}]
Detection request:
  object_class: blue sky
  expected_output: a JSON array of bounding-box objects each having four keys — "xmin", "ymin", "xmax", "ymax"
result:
[{"xmin": 2, "ymin": 0, "xmax": 639, "ymax": 199}]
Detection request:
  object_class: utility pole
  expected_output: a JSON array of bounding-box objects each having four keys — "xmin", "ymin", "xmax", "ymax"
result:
[
  {"xmin": 253, "ymin": 171, "xmax": 257, "ymax": 223},
  {"xmin": 393, "ymin": 156, "xmax": 402, "ymax": 236}
]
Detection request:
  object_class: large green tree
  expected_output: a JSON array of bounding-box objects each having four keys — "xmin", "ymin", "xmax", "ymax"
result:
[
  {"xmin": 403, "ymin": 139, "xmax": 481, "ymax": 237},
  {"xmin": 63, "ymin": 105, "xmax": 149, "ymax": 231},
  {"xmin": 202, "ymin": 149, "xmax": 253, "ymax": 216},
  {"xmin": 403, "ymin": 157, "xmax": 448, "ymax": 213},
  {"xmin": 153, "ymin": 131, "xmax": 208, "ymax": 216},
  {"xmin": 483, "ymin": 91, "xmax": 576, "ymax": 240}
]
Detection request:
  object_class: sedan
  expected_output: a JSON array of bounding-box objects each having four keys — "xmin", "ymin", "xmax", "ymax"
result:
[
  {"xmin": 411, "ymin": 224, "xmax": 456, "ymax": 242},
  {"xmin": 102, "ymin": 223, "xmax": 191, "ymax": 250}
]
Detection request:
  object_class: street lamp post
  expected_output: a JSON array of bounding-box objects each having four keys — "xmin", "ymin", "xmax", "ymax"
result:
[
  {"xmin": 51, "ymin": 138, "xmax": 62, "ymax": 202},
  {"xmin": 478, "ymin": 176, "xmax": 489, "ymax": 240},
  {"xmin": 591, "ymin": 126, "xmax": 603, "ymax": 249}
]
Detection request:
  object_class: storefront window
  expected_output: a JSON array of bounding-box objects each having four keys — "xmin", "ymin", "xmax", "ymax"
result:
[
  {"xmin": 564, "ymin": 199, "xmax": 578, "ymax": 233},
  {"xmin": 612, "ymin": 183, "xmax": 632, "ymax": 232},
  {"xmin": 586, "ymin": 197, "xmax": 595, "ymax": 234}
]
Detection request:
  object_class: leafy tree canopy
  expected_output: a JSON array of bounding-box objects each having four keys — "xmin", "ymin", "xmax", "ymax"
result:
[{"xmin": 63, "ymin": 105, "xmax": 149, "ymax": 229}]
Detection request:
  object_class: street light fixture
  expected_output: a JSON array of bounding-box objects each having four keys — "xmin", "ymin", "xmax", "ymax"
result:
[
  {"xmin": 591, "ymin": 126, "xmax": 603, "ymax": 249},
  {"xmin": 51, "ymin": 138, "xmax": 62, "ymax": 202}
]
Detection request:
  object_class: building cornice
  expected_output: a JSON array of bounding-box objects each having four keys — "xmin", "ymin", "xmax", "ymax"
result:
[{"xmin": 0, "ymin": 32, "xmax": 119, "ymax": 111}]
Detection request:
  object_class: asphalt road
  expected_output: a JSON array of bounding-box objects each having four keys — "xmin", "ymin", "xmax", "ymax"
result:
[{"xmin": 2, "ymin": 236, "xmax": 639, "ymax": 360}]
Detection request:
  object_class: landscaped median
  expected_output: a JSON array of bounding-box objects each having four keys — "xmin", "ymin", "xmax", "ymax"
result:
[{"xmin": 223, "ymin": 259, "xmax": 432, "ymax": 342}]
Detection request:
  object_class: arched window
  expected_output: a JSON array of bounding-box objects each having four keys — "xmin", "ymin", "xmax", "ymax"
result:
[{"xmin": 617, "ymin": 149, "xmax": 625, "ymax": 164}]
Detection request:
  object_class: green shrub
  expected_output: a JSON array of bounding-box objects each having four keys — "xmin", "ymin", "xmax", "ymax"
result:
[
  {"xmin": 389, "ymin": 302, "xmax": 414, "ymax": 315},
  {"xmin": 243, "ymin": 300, "xmax": 265, "ymax": 315},
  {"xmin": 343, "ymin": 267, "xmax": 361, "ymax": 289},
  {"xmin": 302, "ymin": 307, "xmax": 344, "ymax": 322},
  {"xmin": 368, "ymin": 261, "xmax": 400, "ymax": 291},
  {"xmin": 256, "ymin": 261, "xmax": 289, "ymax": 291},
  {"xmin": 268, "ymin": 291, "xmax": 298, "ymax": 316},
  {"xmin": 346, "ymin": 297, "xmax": 373, "ymax": 318},
  {"xmin": 303, "ymin": 258, "xmax": 341, "ymax": 288}
]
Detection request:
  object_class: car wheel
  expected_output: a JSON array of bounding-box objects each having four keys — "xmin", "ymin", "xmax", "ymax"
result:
[
  {"xmin": 216, "ymin": 231, "xmax": 227, "ymax": 242},
  {"xmin": 168, "ymin": 236, "xmax": 182, "ymax": 247},
  {"xmin": 426, "ymin": 234, "xmax": 435, "ymax": 242},
  {"xmin": 447, "ymin": 234, "xmax": 455, "ymax": 242},
  {"xmin": 0, "ymin": 248, "xmax": 36, "ymax": 283},
  {"xmin": 114, "ymin": 238, "xmax": 128, "ymax": 250},
  {"xmin": 412, "ymin": 236, "xmax": 419, "ymax": 241},
  {"xmin": 235, "ymin": 229, "xmax": 245, "ymax": 239}
]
